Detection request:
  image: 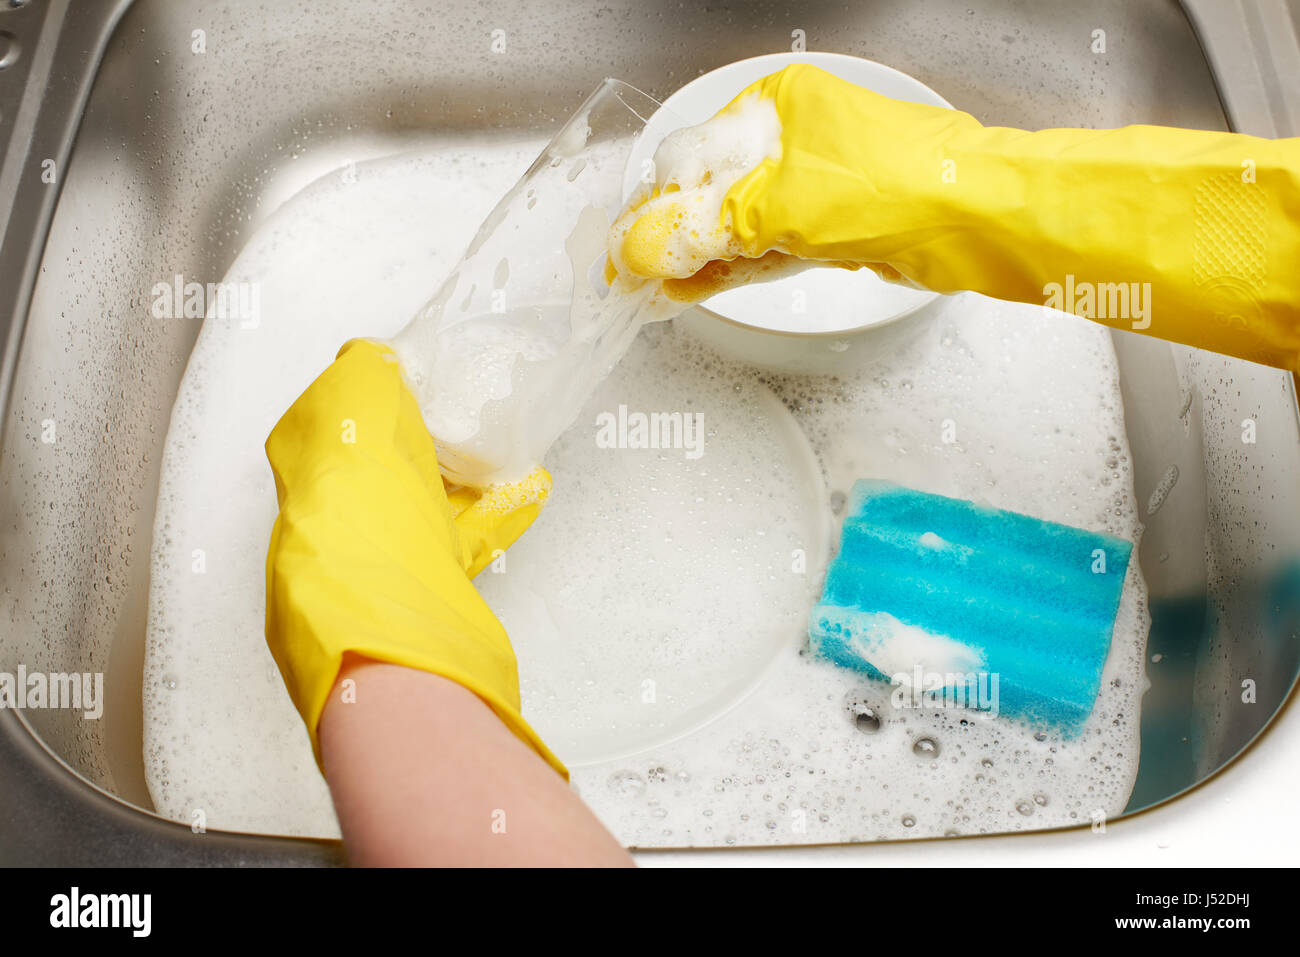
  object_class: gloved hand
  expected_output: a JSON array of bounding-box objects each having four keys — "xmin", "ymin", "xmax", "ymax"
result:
[
  {"xmin": 264, "ymin": 338, "xmax": 565, "ymax": 778},
  {"xmin": 611, "ymin": 63, "xmax": 1300, "ymax": 370}
]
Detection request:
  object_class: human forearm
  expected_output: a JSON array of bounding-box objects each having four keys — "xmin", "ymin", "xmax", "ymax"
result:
[{"xmin": 319, "ymin": 657, "xmax": 633, "ymax": 868}]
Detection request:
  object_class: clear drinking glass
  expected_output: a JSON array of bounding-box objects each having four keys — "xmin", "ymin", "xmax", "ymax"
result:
[{"xmin": 391, "ymin": 80, "xmax": 672, "ymax": 487}]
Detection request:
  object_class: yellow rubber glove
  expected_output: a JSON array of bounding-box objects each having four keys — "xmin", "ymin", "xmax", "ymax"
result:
[
  {"xmin": 614, "ymin": 63, "xmax": 1300, "ymax": 370},
  {"xmin": 264, "ymin": 338, "xmax": 565, "ymax": 778}
]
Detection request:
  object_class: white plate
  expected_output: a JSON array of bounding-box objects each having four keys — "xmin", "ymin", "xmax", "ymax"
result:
[
  {"xmin": 480, "ymin": 323, "xmax": 831, "ymax": 767},
  {"xmin": 624, "ymin": 52, "xmax": 954, "ymax": 335}
]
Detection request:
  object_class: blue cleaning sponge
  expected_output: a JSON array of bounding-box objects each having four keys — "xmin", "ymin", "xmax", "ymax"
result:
[{"xmin": 809, "ymin": 480, "xmax": 1132, "ymax": 735}]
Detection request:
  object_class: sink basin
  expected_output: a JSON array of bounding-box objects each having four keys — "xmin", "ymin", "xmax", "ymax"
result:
[{"xmin": 2, "ymin": 0, "xmax": 1298, "ymax": 864}]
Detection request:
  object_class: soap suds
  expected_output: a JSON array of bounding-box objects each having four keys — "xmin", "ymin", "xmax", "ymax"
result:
[
  {"xmin": 145, "ymin": 137, "xmax": 1149, "ymax": 846},
  {"xmin": 831, "ymin": 609, "xmax": 987, "ymax": 679},
  {"xmin": 609, "ymin": 90, "xmax": 933, "ymax": 334},
  {"xmin": 609, "ymin": 93, "xmax": 781, "ymax": 284},
  {"xmin": 589, "ymin": 297, "xmax": 1149, "ymax": 846}
]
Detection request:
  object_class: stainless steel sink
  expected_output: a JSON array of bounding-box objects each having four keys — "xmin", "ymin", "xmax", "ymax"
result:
[{"xmin": 2, "ymin": 0, "xmax": 1298, "ymax": 865}]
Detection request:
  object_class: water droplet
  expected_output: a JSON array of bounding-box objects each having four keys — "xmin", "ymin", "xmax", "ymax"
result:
[
  {"xmin": 1146, "ymin": 464, "xmax": 1179, "ymax": 516},
  {"xmin": 912, "ymin": 737, "xmax": 940, "ymax": 758},
  {"xmin": 1033, "ymin": 793, "xmax": 1048, "ymax": 807},
  {"xmin": 902, "ymin": 814, "xmax": 916, "ymax": 828},
  {"xmin": 608, "ymin": 770, "xmax": 646, "ymax": 796},
  {"xmin": 1016, "ymin": 800, "xmax": 1034, "ymax": 816}
]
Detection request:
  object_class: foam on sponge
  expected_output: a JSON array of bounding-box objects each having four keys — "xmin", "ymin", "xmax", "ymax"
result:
[{"xmin": 809, "ymin": 480, "xmax": 1132, "ymax": 734}]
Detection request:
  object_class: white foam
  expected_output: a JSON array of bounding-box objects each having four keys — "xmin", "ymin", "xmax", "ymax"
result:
[
  {"xmin": 608, "ymin": 93, "xmax": 783, "ymax": 284},
  {"xmin": 585, "ymin": 296, "xmax": 1150, "ymax": 846},
  {"xmin": 145, "ymin": 140, "xmax": 1149, "ymax": 846},
  {"xmin": 608, "ymin": 93, "xmax": 936, "ymax": 335},
  {"xmin": 918, "ymin": 532, "xmax": 947, "ymax": 550},
  {"xmin": 840, "ymin": 611, "xmax": 986, "ymax": 679}
]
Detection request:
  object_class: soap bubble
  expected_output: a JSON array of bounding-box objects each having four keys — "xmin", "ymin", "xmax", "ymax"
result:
[
  {"xmin": 609, "ymin": 771, "xmax": 647, "ymax": 797},
  {"xmin": 855, "ymin": 710, "xmax": 883, "ymax": 734},
  {"xmin": 912, "ymin": 737, "xmax": 940, "ymax": 758}
]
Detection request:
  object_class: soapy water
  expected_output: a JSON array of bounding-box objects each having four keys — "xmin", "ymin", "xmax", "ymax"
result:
[
  {"xmin": 585, "ymin": 306, "xmax": 1148, "ymax": 845},
  {"xmin": 145, "ymin": 136, "xmax": 1149, "ymax": 844}
]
